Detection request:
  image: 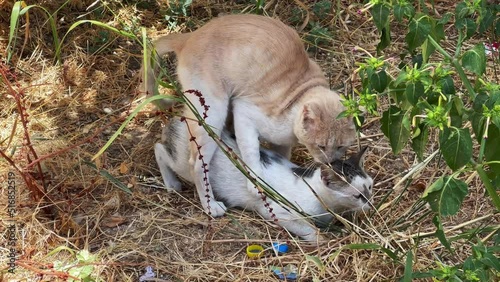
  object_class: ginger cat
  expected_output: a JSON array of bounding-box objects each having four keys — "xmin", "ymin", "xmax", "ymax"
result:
[{"xmin": 141, "ymin": 14, "xmax": 356, "ymax": 217}]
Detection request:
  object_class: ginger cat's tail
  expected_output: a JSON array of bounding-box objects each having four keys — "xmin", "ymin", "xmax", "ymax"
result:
[{"xmin": 139, "ymin": 33, "xmax": 191, "ymax": 110}]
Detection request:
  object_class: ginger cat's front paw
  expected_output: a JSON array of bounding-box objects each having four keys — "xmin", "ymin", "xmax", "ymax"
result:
[{"xmin": 203, "ymin": 201, "xmax": 227, "ymax": 217}]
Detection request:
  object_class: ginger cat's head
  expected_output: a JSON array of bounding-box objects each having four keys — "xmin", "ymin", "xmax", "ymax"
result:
[{"xmin": 294, "ymin": 90, "xmax": 357, "ymax": 162}]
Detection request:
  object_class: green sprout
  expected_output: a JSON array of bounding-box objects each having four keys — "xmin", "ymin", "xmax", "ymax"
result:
[
  {"xmin": 358, "ymin": 89, "xmax": 378, "ymax": 115},
  {"xmin": 425, "ymin": 104, "xmax": 449, "ymax": 130},
  {"xmin": 482, "ymin": 104, "xmax": 500, "ymax": 119},
  {"xmin": 339, "ymin": 94, "xmax": 364, "ymax": 127}
]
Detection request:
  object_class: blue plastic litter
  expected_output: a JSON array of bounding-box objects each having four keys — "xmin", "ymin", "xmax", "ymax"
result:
[
  {"xmin": 272, "ymin": 242, "xmax": 289, "ymax": 254},
  {"xmin": 270, "ymin": 264, "xmax": 298, "ymax": 280}
]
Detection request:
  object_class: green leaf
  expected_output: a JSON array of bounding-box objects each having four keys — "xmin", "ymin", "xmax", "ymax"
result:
[
  {"xmin": 411, "ymin": 123, "xmax": 429, "ymax": 161},
  {"xmin": 461, "ymin": 43, "xmax": 487, "ymax": 76},
  {"xmin": 343, "ymin": 243, "xmax": 399, "ymax": 261},
  {"xmin": 394, "ymin": 3, "xmax": 415, "ymax": 22},
  {"xmin": 305, "ymin": 255, "xmax": 325, "ymax": 271},
  {"xmin": 406, "ymin": 14, "xmax": 432, "ymax": 52},
  {"xmin": 370, "ymin": 70, "xmax": 389, "ymax": 93},
  {"xmin": 471, "ymin": 112, "xmax": 486, "ymax": 143},
  {"xmin": 422, "ymin": 176, "xmax": 468, "ymax": 216},
  {"xmin": 437, "ymin": 12, "xmax": 453, "ymax": 25},
  {"xmin": 432, "ymin": 215, "xmax": 452, "ymax": 250},
  {"xmin": 421, "ymin": 38, "xmax": 435, "ymax": 64},
  {"xmin": 422, "ymin": 18, "xmax": 445, "ymax": 63},
  {"xmin": 405, "ymin": 82, "xmax": 425, "ymax": 105},
  {"xmin": 473, "ymin": 92, "xmax": 489, "ymax": 112},
  {"xmin": 402, "ymin": 250, "xmax": 414, "ymax": 282},
  {"xmin": 394, "ymin": 4, "xmax": 405, "ymax": 23},
  {"xmin": 76, "ymin": 249, "xmax": 96, "ymax": 262},
  {"xmin": 439, "ymin": 76, "xmax": 455, "ymax": 95},
  {"xmin": 370, "ymin": 3, "xmax": 391, "ymax": 53},
  {"xmin": 388, "ymin": 80, "xmax": 407, "ymax": 105},
  {"xmin": 7, "ymin": 1, "xmax": 24, "ymax": 63},
  {"xmin": 449, "ymin": 97, "xmax": 463, "ymax": 127},
  {"xmin": 455, "ymin": 2, "xmax": 470, "ymax": 19},
  {"xmin": 479, "ymin": 9, "xmax": 494, "ymax": 34},
  {"xmin": 370, "ymin": 4, "xmax": 390, "ymax": 32},
  {"xmin": 394, "ymin": 71, "xmax": 408, "ymax": 86},
  {"xmin": 455, "ymin": 18, "xmax": 477, "ymax": 40},
  {"xmin": 83, "ymin": 161, "xmax": 132, "ymax": 195},
  {"xmin": 8, "ymin": 3, "xmax": 61, "ymax": 63},
  {"xmin": 481, "ymin": 252, "xmax": 500, "ymax": 272},
  {"xmin": 381, "ymin": 106, "xmax": 411, "ymax": 155},
  {"xmin": 432, "ymin": 21, "xmax": 446, "ymax": 42},
  {"xmin": 312, "ymin": 0, "xmax": 332, "ymax": 20},
  {"xmin": 439, "ymin": 127, "xmax": 473, "ymax": 170},
  {"xmin": 377, "ymin": 25, "xmax": 391, "ymax": 53},
  {"xmin": 69, "ymin": 265, "xmax": 94, "ymax": 280},
  {"xmin": 485, "ymin": 125, "xmax": 500, "ymax": 180}
]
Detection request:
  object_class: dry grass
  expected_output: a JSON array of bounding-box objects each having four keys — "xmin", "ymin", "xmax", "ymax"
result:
[{"xmin": 1, "ymin": 1, "xmax": 498, "ymax": 281}]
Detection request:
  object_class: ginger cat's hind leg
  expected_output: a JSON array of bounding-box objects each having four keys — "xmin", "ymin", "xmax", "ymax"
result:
[{"xmin": 183, "ymin": 85, "xmax": 229, "ymax": 217}]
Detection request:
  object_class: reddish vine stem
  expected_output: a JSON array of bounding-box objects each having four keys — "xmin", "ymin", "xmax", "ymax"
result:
[
  {"xmin": 15, "ymin": 260, "xmax": 76, "ymax": 280},
  {"xmin": 0, "ymin": 149, "xmax": 44, "ymax": 200},
  {"xmin": 221, "ymin": 143, "xmax": 278, "ymax": 222},
  {"xmin": 1, "ymin": 64, "xmax": 47, "ymax": 200},
  {"xmin": 181, "ymin": 89, "xmax": 278, "ymax": 221},
  {"xmin": 181, "ymin": 89, "xmax": 214, "ymax": 217},
  {"xmin": 182, "ymin": 117, "xmax": 214, "ymax": 217}
]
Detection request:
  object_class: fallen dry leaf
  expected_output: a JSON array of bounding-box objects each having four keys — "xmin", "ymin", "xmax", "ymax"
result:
[
  {"xmin": 101, "ymin": 214, "xmax": 127, "ymax": 228},
  {"xmin": 119, "ymin": 161, "xmax": 129, "ymax": 174}
]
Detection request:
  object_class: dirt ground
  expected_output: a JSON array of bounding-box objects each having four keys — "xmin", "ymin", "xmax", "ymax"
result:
[{"xmin": 0, "ymin": 0, "xmax": 498, "ymax": 281}]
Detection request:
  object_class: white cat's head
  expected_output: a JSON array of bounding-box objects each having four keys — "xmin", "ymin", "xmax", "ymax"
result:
[
  {"xmin": 295, "ymin": 90, "xmax": 357, "ymax": 162},
  {"xmin": 320, "ymin": 147, "xmax": 373, "ymax": 213}
]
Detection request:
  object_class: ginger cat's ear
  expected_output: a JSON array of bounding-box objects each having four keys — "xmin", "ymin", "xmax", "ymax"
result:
[{"xmin": 302, "ymin": 104, "xmax": 319, "ymax": 131}]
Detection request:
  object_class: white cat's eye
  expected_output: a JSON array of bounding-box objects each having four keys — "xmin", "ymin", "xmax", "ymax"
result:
[{"xmin": 318, "ymin": 145, "xmax": 326, "ymax": 151}]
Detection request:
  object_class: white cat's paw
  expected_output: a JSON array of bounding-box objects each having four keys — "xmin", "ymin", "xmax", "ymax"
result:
[
  {"xmin": 302, "ymin": 232, "xmax": 325, "ymax": 243},
  {"xmin": 204, "ymin": 201, "xmax": 227, "ymax": 217},
  {"xmin": 246, "ymin": 179, "xmax": 263, "ymax": 197},
  {"xmin": 165, "ymin": 180, "xmax": 182, "ymax": 192}
]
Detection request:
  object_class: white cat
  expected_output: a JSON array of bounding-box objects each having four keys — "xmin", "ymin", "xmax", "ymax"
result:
[
  {"xmin": 154, "ymin": 114, "xmax": 373, "ymax": 241},
  {"xmin": 141, "ymin": 14, "xmax": 357, "ymax": 217}
]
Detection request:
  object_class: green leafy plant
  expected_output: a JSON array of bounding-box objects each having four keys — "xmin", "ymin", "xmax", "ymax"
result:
[
  {"xmin": 412, "ymin": 236, "xmax": 500, "ymax": 281},
  {"xmin": 163, "ymin": 0, "xmax": 193, "ymax": 29},
  {"xmin": 48, "ymin": 246, "xmax": 100, "ymax": 282},
  {"xmin": 305, "ymin": 21, "xmax": 334, "ymax": 47},
  {"xmin": 346, "ymin": 0, "xmax": 500, "ymax": 280},
  {"xmin": 352, "ymin": 0, "xmax": 500, "ymax": 211},
  {"xmin": 7, "ymin": 1, "xmax": 60, "ymax": 62},
  {"xmin": 312, "ymin": 0, "xmax": 332, "ymax": 21}
]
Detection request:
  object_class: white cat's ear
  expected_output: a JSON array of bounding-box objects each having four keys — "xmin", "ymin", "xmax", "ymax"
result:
[
  {"xmin": 320, "ymin": 165, "xmax": 341, "ymax": 187},
  {"xmin": 351, "ymin": 146, "xmax": 368, "ymax": 167}
]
